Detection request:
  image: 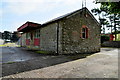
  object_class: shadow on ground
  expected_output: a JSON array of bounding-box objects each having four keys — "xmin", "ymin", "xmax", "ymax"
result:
[{"xmin": 2, "ymin": 49, "xmax": 94, "ymax": 77}]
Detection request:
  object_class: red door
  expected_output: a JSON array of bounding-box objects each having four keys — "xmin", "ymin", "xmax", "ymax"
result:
[
  {"xmin": 34, "ymin": 38, "xmax": 40, "ymax": 46},
  {"xmin": 26, "ymin": 39, "xmax": 30, "ymax": 45}
]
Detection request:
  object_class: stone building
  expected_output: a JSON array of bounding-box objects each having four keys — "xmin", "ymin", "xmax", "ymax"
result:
[{"xmin": 17, "ymin": 7, "xmax": 101, "ymax": 54}]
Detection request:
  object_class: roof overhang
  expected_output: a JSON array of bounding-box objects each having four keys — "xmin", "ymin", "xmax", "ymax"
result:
[{"xmin": 17, "ymin": 21, "xmax": 41, "ymax": 32}]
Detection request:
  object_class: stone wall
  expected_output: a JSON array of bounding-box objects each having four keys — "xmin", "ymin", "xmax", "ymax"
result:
[
  {"xmin": 21, "ymin": 33, "xmax": 26, "ymax": 47},
  {"xmin": 102, "ymin": 41, "xmax": 120, "ymax": 48},
  {"xmin": 59, "ymin": 11, "xmax": 101, "ymax": 54},
  {"xmin": 40, "ymin": 23, "xmax": 58, "ymax": 53},
  {"xmin": 58, "ymin": 21, "xmax": 63, "ymax": 54}
]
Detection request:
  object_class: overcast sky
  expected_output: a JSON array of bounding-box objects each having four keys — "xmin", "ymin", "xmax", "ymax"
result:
[{"xmin": 1, "ymin": 0, "xmax": 100, "ymax": 32}]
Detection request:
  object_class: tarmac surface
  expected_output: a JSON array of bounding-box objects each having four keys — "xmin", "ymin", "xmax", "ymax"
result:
[
  {"xmin": 1, "ymin": 47, "xmax": 42, "ymax": 63},
  {"xmin": 2, "ymin": 48, "xmax": 119, "ymax": 78}
]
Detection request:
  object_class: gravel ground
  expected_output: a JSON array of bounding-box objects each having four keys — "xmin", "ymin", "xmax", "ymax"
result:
[{"xmin": 2, "ymin": 48, "xmax": 118, "ymax": 78}]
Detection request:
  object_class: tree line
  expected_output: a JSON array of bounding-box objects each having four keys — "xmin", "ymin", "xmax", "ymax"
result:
[{"xmin": 1, "ymin": 31, "xmax": 20, "ymax": 43}]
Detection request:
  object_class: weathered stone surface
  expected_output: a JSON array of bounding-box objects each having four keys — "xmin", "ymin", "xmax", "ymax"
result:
[
  {"xmin": 40, "ymin": 23, "xmax": 58, "ymax": 53},
  {"xmin": 21, "ymin": 33, "xmax": 26, "ymax": 47},
  {"xmin": 58, "ymin": 10, "xmax": 101, "ymax": 54},
  {"xmin": 102, "ymin": 41, "xmax": 120, "ymax": 48}
]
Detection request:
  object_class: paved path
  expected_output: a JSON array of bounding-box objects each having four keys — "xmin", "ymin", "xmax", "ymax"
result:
[{"xmin": 3, "ymin": 48, "xmax": 118, "ymax": 78}]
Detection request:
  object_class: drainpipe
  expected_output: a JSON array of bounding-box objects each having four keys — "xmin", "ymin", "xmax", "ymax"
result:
[{"xmin": 57, "ymin": 22, "xmax": 59, "ymax": 54}]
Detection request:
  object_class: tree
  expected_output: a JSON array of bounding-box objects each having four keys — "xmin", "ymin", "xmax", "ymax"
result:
[
  {"xmin": 100, "ymin": 2, "xmax": 120, "ymax": 40},
  {"xmin": 100, "ymin": 2, "xmax": 120, "ymax": 14},
  {"xmin": 92, "ymin": 1, "xmax": 120, "ymax": 40},
  {"xmin": 91, "ymin": 8, "xmax": 108, "ymax": 33},
  {"xmin": 2, "ymin": 31, "xmax": 12, "ymax": 41},
  {"xmin": 11, "ymin": 32, "xmax": 19, "ymax": 42}
]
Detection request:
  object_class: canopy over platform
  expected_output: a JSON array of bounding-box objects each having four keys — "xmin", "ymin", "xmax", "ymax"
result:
[{"xmin": 17, "ymin": 21, "xmax": 41, "ymax": 32}]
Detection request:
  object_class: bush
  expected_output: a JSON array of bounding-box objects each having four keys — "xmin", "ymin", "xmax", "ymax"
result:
[{"xmin": 101, "ymin": 35, "xmax": 110, "ymax": 43}]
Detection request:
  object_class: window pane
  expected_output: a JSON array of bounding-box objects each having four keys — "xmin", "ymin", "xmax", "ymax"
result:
[
  {"xmin": 82, "ymin": 33, "xmax": 85, "ymax": 38},
  {"xmin": 82, "ymin": 28, "xmax": 86, "ymax": 33},
  {"xmin": 82, "ymin": 28, "xmax": 86, "ymax": 38}
]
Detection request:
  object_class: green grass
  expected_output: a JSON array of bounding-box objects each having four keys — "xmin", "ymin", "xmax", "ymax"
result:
[
  {"xmin": 67, "ymin": 54, "xmax": 93, "ymax": 60},
  {"xmin": 35, "ymin": 50, "xmax": 56, "ymax": 55},
  {"xmin": 0, "ymin": 45, "xmax": 5, "ymax": 47},
  {"xmin": 36, "ymin": 51, "xmax": 50, "ymax": 54},
  {"xmin": 0, "ymin": 43, "xmax": 20, "ymax": 47},
  {"xmin": 113, "ymin": 34, "xmax": 120, "ymax": 41},
  {"xmin": 3, "ymin": 61, "xmax": 16, "ymax": 64},
  {"xmin": 116, "ymin": 34, "xmax": 120, "ymax": 41}
]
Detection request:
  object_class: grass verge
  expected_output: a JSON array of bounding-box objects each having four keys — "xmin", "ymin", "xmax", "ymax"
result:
[
  {"xmin": 36, "ymin": 50, "xmax": 55, "ymax": 55},
  {"xmin": 3, "ymin": 61, "xmax": 16, "ymax": 64}
]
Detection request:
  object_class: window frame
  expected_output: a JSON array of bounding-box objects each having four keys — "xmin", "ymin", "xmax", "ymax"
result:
[
  {"xmin": 81, "ymin": 25, "xmax": 89, "ymax": 39},
  {"xmin": 82, "ymin": 28, "xmax": 86, "ymax": 39},
  {"xmin": 34, "ymin": 29, "xmax": 40, "ymax": 38},
  {"xmin": 26, "ymin": 32, "xmax": 30, "ymax": 39}
]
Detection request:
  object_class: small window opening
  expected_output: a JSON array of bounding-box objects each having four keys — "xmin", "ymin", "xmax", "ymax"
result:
[
  {"xmin": 82, "ymin": 28, "xmax": 86, "ymax": 38},
  {"xmin": 81, "ymin": 27, "xmax": 88, "ymax": 39}
]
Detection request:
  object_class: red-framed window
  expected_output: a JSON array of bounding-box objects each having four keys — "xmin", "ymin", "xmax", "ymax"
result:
[
  {"xmin": 26, "ymin": 33, "xmax": 30, "ymax": 39},
  {"xmin": 81, "ymin": 25, "xmax": 89, "ymax": 39},
  {"xmin": 34, "ymin": 29, "xmax": 40, "ymax": 38}
]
